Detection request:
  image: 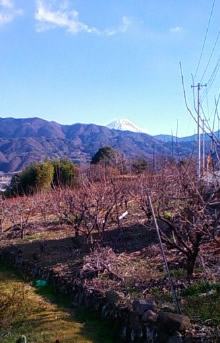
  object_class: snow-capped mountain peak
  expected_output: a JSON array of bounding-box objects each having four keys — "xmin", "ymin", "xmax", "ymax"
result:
[{"xmin": 107, "ymin": 118, "xmax": 146, "ymax": 133}]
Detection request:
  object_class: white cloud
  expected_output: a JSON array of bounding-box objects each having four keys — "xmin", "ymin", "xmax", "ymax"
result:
[
  {"xmin": 35, "ymin": 0, "xmax": 99, "ymax": 34},
  {"xmin": 0, "ymin": 0, "xmax": 23, "ymax": 25},
  {"xmin": 35, "ymin": 0, "xmax": 130, "ymax": 36},
  {"xmin": 170, "ymin": 26, "xmax": 183, "ymax": 33},
  {"xmin": 59, "ymin": 0, "xmax": 70, "ymax": 11},
  {"xmin": 106, "ymin": 16, "xmax": 131, "ymax": 36},
  {"xmin": 0, "ymin": 0, "xmax": 13, "ymax": 8}
]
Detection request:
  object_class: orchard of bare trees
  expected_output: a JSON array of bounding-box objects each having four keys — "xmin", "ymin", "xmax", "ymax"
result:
[{"xmin": 1, "ymin": 159, "xmax": 219, "ymax": 280}]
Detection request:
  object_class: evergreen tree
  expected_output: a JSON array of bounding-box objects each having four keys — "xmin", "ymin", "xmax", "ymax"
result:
[
  {"xmin": 132, "ymin": 159, "xmax": 148, "ymax": 174},
  {"xmin": 91, "ymin": 146, "xmax": 121, "ymax": 167},
  {"xmin": 52, "ymin": 159, "xmax": 78, "ymax": 187},
  {"xmin": 36, "ymin": 161, "xmax": 54, "ymax": 191}
]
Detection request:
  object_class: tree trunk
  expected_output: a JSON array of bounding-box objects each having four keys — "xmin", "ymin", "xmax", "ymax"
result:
[
  {"xmin": 20, "ymin": 217, "xmax": 24, "ymax": 239},
  {"xmin": 74, "ymin": 225, "xmax": 79, "ymax": 238},
  {"xmin": 0, "ymin": 219, "xmax": 3, "ymax": 234},
  {"xmin": 186, "ymin": 250, "xmax": 199, "ymax": 278}
]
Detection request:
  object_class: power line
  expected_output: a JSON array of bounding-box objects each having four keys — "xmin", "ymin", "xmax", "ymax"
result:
[
  {"xmin": 201, "ymin": 54, "xmax": 220, "ymax": 104},
  {"xmin": 206, "ymin": 86, "xmax": 210, "ymax": 117},
  {"xmin": 194, "ymin": 0, "xmax": 216, "ymax": 80},
  {"xmin": 209, "ymin": 92, "xmax": 220, "ymax": 119},
  {"xmin": 207, "ymin": 54, "xmax": 220, "ymax": 87},
  {"xmin": 200, "ymin": 29, "xmax": 220, "ymax": 83}
]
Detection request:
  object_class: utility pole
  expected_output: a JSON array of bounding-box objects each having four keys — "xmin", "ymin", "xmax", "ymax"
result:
[
  {"xmin": 153, "ymin": 142, "xmax": 155, "ymax": 172},
  {"xmin": 215, "ymin": 97, "xmax": 220, "ymax": 140},
  {"xmin": 202, "ymin": 119, "xmax": 205, "ymax": 171},
  {"xmin": 171, "ymin": 130, "xmax": 174, "ymax": 159},
  {"xmin": 191, "ymin": 83, "xmax": 207, "ymax": 179}
]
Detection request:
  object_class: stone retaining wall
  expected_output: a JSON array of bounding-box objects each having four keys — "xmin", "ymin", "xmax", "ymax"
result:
[{"xmin": 0, "ymin": 247, "xmax": 194, "ymax": 343}]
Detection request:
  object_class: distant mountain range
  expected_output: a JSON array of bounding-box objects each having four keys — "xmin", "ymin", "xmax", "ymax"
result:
[
  {"xmin": 1, "ymin": 116, "xmax": 213, "ymax": 173},
  {"xmin": 154, "ymin": 133, "xmax": 199, "ymax": 143},
  {"xmin": 0, "ymin": 117, "xmax": 173, "ymax": 173},
  {"xmin": 154, "ymin": 132, "xmax": 219, "ymax": 142}
]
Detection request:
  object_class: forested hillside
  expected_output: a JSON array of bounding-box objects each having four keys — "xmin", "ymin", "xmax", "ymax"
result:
[{"xmin": 0, "ymin": 117, "xmax": 173, "ymax": 172}]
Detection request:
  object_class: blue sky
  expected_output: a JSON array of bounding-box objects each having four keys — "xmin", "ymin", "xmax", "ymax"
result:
[{"xmin": 0, "ymin": 0, "xmax": 220, "ymax": 137}]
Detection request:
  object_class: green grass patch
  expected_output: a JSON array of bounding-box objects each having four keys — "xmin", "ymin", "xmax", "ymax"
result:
[
  {"xmin": 182, "ymin": 280, "xmax": 220, "ymax": 296},
  {"xmin": 182, "ymin": 294, "xmax": 220, "ymax": 325},
  {"xmin": 180, "ymin": 280, "xmax": 220, "ymax": 325},
  {"xmin": 0, "ymin": 264, "xmax": 118, "ymax": 343},
  {"xmin": 150, "ymin": 287, "xmax": 173, "ymax": 304},
  {"xmin": 170, "ymin": 268, "xmax": 185, "ymax": 279}
]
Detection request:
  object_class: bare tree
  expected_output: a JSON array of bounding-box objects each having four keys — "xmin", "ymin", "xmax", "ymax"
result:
[
  {"xmin": 59, "ymin": 182, "xmax": 116, "ymax": 245},
  {"xmin": 138, "ymin": 161, "xmax": 219, "ymax": 278},
  {"xmin": 6, "ymin": 196, "xmax": 35, "ymax": 239}
]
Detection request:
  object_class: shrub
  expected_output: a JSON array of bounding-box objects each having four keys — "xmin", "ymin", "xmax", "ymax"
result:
[{"xmin": 6, "ymin": 159, "xmax": 78, "ymax": 196}]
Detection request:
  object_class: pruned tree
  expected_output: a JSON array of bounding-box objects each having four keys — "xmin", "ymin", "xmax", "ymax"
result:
[
  {"xmin": 138, "ymin": 161, "xmax": 219, "ymax": 278},
  {"xmin": 6, "ymin": 196, "xmax": 35, "ymax": 239},
  {"xmin": 61, "ymin": 182, "xmax": 116, "ymax": 245}
]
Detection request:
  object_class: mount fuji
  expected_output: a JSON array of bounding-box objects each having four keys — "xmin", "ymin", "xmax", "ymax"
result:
[{"xmin": 107, "ymin": 118, "xmax": 146, "ymax": 133}]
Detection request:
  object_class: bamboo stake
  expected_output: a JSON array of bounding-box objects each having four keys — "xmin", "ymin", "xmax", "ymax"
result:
[{"xmin": 146, "ymin": 189, "xmax": 181, "ymax": 314}]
